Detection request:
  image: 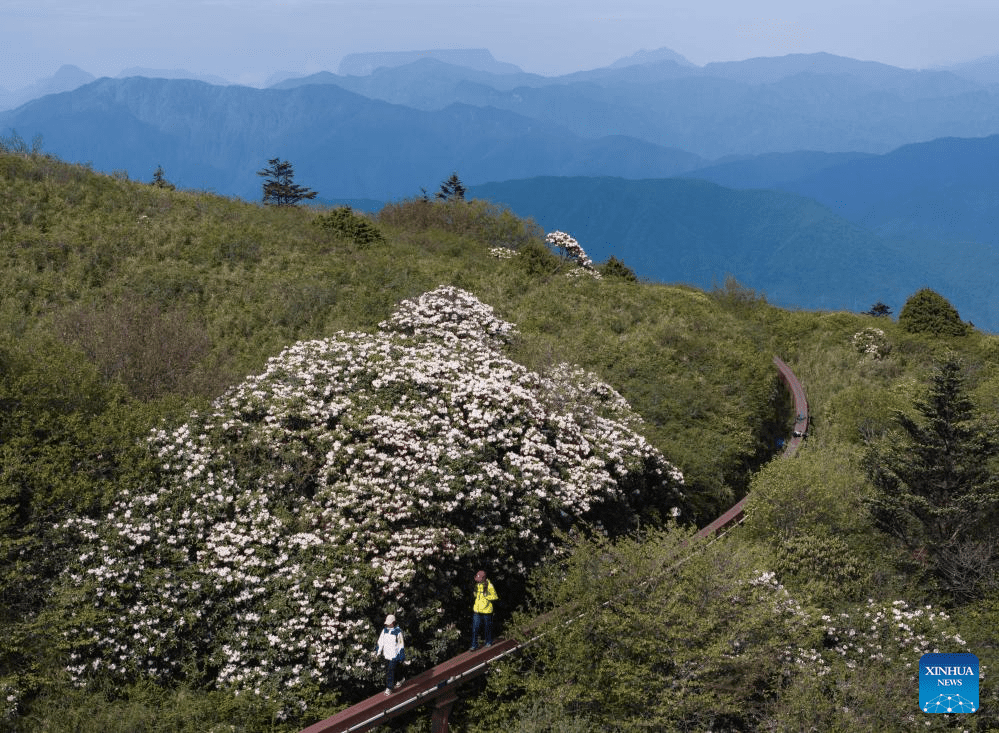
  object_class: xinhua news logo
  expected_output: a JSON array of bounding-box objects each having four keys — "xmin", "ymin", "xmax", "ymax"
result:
[{"xmin": 920, "ymin": 652, "xmax": 979, "ymax": 714}]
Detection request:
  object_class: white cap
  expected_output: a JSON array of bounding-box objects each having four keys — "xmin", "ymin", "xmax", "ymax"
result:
[{"xmin": 384, "ymin": 614, "xmax": 396, "ymax": 626}]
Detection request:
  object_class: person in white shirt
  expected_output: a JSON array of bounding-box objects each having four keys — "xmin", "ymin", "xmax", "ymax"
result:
[{"xmin": 375, "ymin": 614, "xmax": 405, "ymax": 695}]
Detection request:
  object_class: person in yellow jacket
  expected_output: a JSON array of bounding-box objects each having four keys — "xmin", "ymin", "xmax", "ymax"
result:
[{"xmin": 470, "ymin": 569, "xmax": 499, "ymax": 650}]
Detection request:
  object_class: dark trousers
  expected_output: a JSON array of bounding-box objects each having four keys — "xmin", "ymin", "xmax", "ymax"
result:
[
  {"xmin": 471, "ymin": 611, "xmax": 493, "ymax": 648},
  {"xmin": 385, "ymin": 658, "xmax": 399, "ymax": 689}
]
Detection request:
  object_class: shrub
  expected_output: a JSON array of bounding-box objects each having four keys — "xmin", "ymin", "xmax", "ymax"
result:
[
  {"xmin": 515, "ymin": 240, "xmax": 562, "ymax": 278},
  {"xmin": 771, "ymin": 532, "xmax": 872, "ymax": 603},
  {"xmin": 898, "ymin": 288, "xmax": 968, "ymax": 336},
  {"xmin": 544, "ymin": 230, "xmax": 600, "ymax": 279},
  {"xmin": 312, "ymin": 206, "xmax": 385, "ymax": 247},
  {"xmin": 377, "ymin": 198, "xmax": 542, "ymax": 250},
  {"xmin": 475, "ymin": 530, "xmax": 968, "ymax": 733},
  {"xmin": 55, "ymin": 299, "xmax": 214, "ymax": 400},
  {"xmin": 744, "ymin": 444, "xmax": 871, "ymax": 542},
  {"xmin": 600, "ymin": 256, "xmax": 637, "ymax": 281},
  {"xmin": 851, "ymin": 326, "xmax": 892, "ymax": 359}
]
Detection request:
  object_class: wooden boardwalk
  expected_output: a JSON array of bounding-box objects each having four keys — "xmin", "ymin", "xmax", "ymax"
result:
[{"xmin": 299, "ymin": 641, "xmax": 519, "ymax": 733}]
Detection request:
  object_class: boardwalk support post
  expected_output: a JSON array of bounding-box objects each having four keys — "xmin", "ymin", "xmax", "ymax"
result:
[{"xmin": 430, "ymin": 685, "xmax": 459, "ymax": 733}]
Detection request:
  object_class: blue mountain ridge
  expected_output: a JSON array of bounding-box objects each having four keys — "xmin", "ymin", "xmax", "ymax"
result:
[
  {"xmin": 468, "ymin": 175, "xmax": 999, "ymax": 332},
  {"xmin": 0, "ymin": 76, "xmax": 704, "ymax": 199}
]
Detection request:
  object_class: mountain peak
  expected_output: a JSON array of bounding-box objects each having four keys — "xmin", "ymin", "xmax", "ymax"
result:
[
  {"xmin": 608, "ymin": 47, "xmax": 697, "ymax": 69},
  {"xmin": 337, "ymin": 49, "xmax": 522, "ymax": 76},
  {"xmin": 116, "ymin": 67, "xmax": 232, "ymax": 85}
]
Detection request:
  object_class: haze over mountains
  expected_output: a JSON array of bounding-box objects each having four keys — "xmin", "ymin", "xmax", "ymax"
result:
[{"xmin": 2, "ymin": 47, "xmax": 999, "ymax": 330}]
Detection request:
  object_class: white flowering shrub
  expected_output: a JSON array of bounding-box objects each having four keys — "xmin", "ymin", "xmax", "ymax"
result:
[
  {"xmin": 58, "ymin": 286, "xmax": 683, "ymax": 709},
  {"xmin": 820, "ymin": 599, "xmax": 967, "ymax": 670},
  {"xmin": 545, "ymin": 230, "xmax": 601, "ymax": 279},
  {"xmin": 1, "ymin": 680, "xmax": 18, "ymax": 723},
  {"xmin": 851, "ymin": 327, "xmax": 892, "ymax": 359},
  {"xmin": 488, "ymin": 246, "xmax": 515, "ymax": 259},
  {"xmin": 779, "ymin": 597, "xmax": 974, "ymax": 730},
  {"xmin": 751, "ymin": 575, "xmax": 968, "ymax": 677}
]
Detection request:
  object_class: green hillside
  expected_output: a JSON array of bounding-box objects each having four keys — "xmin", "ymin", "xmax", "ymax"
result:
[{"xmin": 3, "ymin": 150, "xmax": 999, "ymax": 731}]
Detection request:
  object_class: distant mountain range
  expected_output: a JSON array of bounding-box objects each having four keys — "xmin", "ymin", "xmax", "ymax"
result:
[
  {"xmin": 3, "ymin": 48, "xmax": 999, "ymax": 330},
  {"xmin": 8, "ymin": 49, "xmax": 999, "ymax": 155},
  {"xmin": 0, "ymin": 64, "xmax": 96, "ymax": 112},
  {"xmin": 0, "ymin": 76, "xmax": 703, "ymax": 199},
  {"xmin": 467, "ymin": 176, "xmax": 999, "ymax": 331},
  {"xmin": 269, "ymin": 51, "xmax": 999, "ymax": 158},
  {"xmin": 680, "ymin": 134, "xmax": 999, "ymax": 245}
]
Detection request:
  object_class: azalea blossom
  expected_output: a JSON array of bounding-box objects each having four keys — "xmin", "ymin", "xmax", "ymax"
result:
[{"xmin": 545, "ymin": 230, "xmax": 601, "ymax": 279}]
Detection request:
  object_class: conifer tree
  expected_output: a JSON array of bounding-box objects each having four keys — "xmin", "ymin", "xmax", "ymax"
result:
[
  {"xmin": 256, "ymin": 157, "xmax": 318, "ymax": 206},
  {"xmin": 150, "ymin": 164, "xmax": 175, "ymax": 190},
  {"xmin": 865, "ymin": 301, "xmax": 892, "ymax": 317},
  {"xmin": 865, "ymin": 356, "xmax": 999, "ymax": 599},
  {"xmin": 898, "ymin": 288, "xmax": 967, "ymax": 336},
  {"xmin": 435, "ymin": 172, "xmax": 466, "ymax": 201}
]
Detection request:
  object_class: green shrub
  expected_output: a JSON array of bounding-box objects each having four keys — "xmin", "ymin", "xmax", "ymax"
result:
[
  {"xmin": 312, "ymin": 206, "xmax": 385, "ymax": 247},
  {"xmin": 898, "ymin": 287, "xmax": 968, "ymax": 336},
  {"xmin": 599, "ymin": 255, "xmax": 637, "ymax": 281},
  {"xmin": 744, "ymin": 444, "xmax": 871, "ymax": 542},
  {"xmin": 377, "ymin": 197, "xmax": 542, "ymax": 249},
  {"xmin": 515, "ymin": 239, "xmax": 562, "ymax": 278},
  {"xmin": 772, "ymin": 531, "xmax": 872, "ymax": 603}
]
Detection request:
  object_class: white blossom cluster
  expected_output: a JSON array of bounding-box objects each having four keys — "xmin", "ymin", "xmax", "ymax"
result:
[
  {"xmin": 58, "ymin": 286, "xmax": 683, "ymax": 705},
  {"xmin": 741, "ymin": 574, "xmax": 967, "ymax": 683},
  {"xmin": 488, "ymin": 246, "xmax": 515, "ymax": 259},
  {"xmin": 820, "ymin": 599, "xmax": 967, "ymax": 670},
  {"xmin": 744, "ymin": 571, "xmax": 822, "ymax": 673},
  {"xmin": 545, "ymin": 230, "xmax": 601, "ymax": 279},
  {"xmin": 1, "ymin": 682, "xmax": 17, "ymax": 723},
  {"xmin": 851, "ymin": 327, "xmax": 892, "ymax": 360}
]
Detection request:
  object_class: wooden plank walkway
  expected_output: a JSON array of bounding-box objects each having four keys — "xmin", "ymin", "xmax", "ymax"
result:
[{"xmin": 300, "ymin": 641, "xmax": 519, "ymax": 733}]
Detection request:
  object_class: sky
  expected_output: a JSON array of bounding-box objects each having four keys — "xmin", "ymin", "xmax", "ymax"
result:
[{"xmin": 3, "ymin": 0, "xmax": 999, "ymax": 89}]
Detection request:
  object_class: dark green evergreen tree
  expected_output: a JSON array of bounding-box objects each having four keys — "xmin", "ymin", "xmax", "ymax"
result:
[
  {"xmin": 150, "ymin": 164, "xmax": 175, "ymax": 190},
  {"xmin": 898, "ymin": 288, "xmax": 967, "ymax": 336},
  {"xmin": 865, "ymin": 301, "xmax": 892, "ymax": 317},
  {"xmin": 435, "ymin": 172, "xmax": 466, "ymax": 201},
  {"xmin": 256, "ymin": 158, "xmax": 318, "ymax": 206},
  {"xmin": 865, "ymin": 356, "xmax": 999, "ymax": 600}
]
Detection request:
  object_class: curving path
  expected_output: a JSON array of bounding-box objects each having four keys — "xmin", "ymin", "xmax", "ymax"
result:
[{"xmin": 300, "ymin": 355, "xmax": 808, "ymax": 733}]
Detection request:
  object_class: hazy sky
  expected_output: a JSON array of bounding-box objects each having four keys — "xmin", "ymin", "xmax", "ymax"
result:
[{"xmin": 4, "ymin": 0, "xmax": 999, "ymax": 88}]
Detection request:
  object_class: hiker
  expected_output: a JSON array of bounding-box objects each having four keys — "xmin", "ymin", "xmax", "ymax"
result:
[
  {"xmin": 470, "ymin": 570, "xmax": 499, "ymax": 650},
  {"xmin": 375, "ymin": 614, "xmax": 405, "ymax": 695}
]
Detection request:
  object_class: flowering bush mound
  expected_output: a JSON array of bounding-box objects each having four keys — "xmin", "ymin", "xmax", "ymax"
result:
[
  {"xmin": 58, "ymin": 286, "xmax": 684, "ymax": 709},
  {"xmin": 851, "ymin": 326, "xmax": 892, "ymax": 360},
  {"xmin": 545, "ymin": 230, "xmax": 601, "ymax": 279}
]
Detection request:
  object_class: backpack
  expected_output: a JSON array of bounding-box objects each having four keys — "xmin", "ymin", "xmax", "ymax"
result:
[{"xmin": 391, "ymin": 625, "xmax": 405, "ymax": 661}]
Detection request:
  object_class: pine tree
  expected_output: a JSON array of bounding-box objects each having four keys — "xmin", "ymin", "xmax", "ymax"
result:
[
  {"xmin": 256, "ymin": 158, "xmax": 318, "ymax": 206},
  {"xmin": 150, "ymin": 164, "xmax": 175, "ymax": 190},
  {"xmin": 898, "ymin": 288, "xmax": 967, "ymax": 336},
  {"xmin": 865, "ymin": 301, "xmax": 892, "ymax": 317},
  {"xmin": 435, "ymin": 172, "xmax": 466, "ymax": 202},
  {"xmin": 865, "ymin": 356, "xmax": 999, "ymax": 599}
]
